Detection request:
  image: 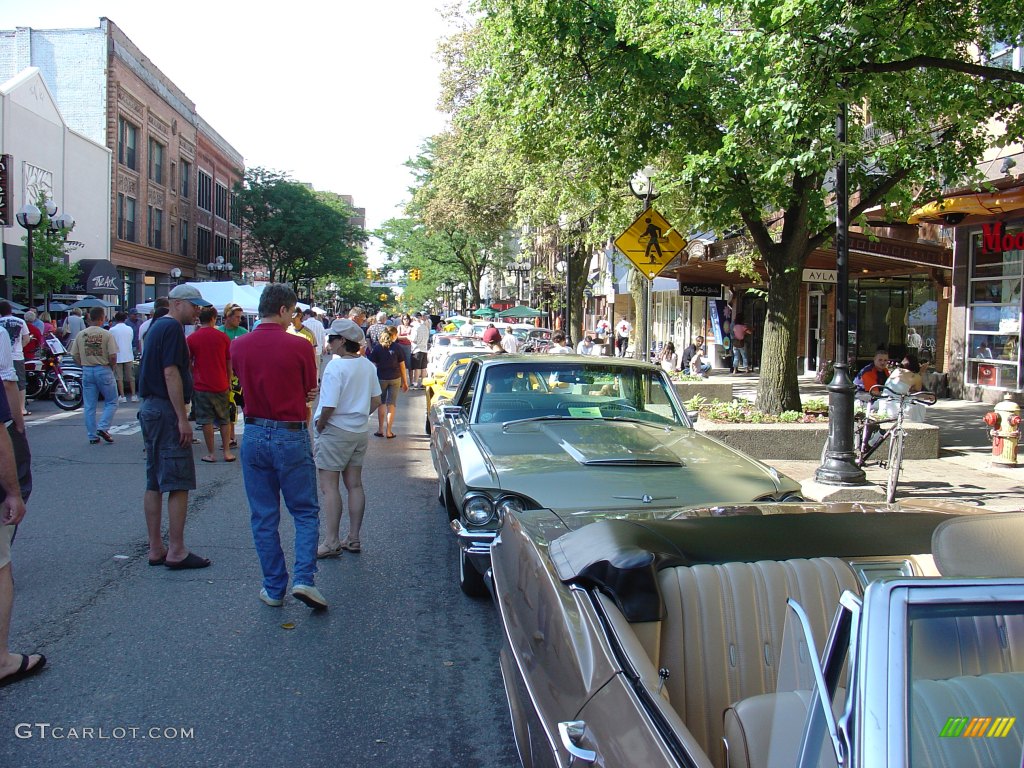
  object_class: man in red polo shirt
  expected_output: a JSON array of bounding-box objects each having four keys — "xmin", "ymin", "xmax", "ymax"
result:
[
  {"xmin": 231, "ymin": 284, "xmax": 324, "ymax": 610},
  {"xmin": 186, "ymin": 307, "xmax": 234, "ymax": 463}
]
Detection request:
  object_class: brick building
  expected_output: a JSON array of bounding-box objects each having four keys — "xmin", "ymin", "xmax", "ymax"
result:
[{"xmin": 0, "ymin": 18, "xmax": 243, "ymax": 307}]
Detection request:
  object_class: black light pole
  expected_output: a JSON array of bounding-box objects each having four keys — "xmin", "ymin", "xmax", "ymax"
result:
[
  {"xmin": 815, "ymin": 95, "xmax": 866, "ymax": 486},
  {"xmin": 628, "ymin": 168, "xmax": 658, "ymax": 361},
  {"xmin": 15, "ymin": 204, "xmax": 41, "ymax": 308}
]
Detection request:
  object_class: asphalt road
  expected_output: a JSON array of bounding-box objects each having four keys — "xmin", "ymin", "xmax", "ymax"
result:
[{"xmin": 0, "ymin": 390, "xmax": 519, "ymax": 767}]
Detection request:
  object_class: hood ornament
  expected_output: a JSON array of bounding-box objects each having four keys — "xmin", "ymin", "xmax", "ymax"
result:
[{"xmin": 613, "ymin": 494, "xmax": 677, "ymax": 504}]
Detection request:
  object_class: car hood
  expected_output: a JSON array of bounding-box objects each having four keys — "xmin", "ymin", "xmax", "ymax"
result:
[{"xmin": 471, "ymin": 419, "xmax": 793, "ymax": 510}]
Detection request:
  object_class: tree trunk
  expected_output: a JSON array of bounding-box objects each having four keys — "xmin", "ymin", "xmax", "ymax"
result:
[
  {"xmin": 755, "ymin": 257, "xmax": 803, "ymax": 414},
  {"xmin": 569, "ymin": 245, "xmax": 590, "ymax": 344},
  {"xmin": 628, "ymin": 266, "xmax": 646, "ymax": 359}
]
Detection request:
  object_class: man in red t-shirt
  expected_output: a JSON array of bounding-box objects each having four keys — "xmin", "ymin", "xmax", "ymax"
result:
[
  {"xmin": 231, "ymin": 284, "xmax": 324, "ymax": 610},
  {"xmin": 186, "ymin": 307, "xmax": 233, "ymax": 463}
]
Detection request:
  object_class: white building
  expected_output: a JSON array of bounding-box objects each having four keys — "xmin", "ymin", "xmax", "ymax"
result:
[{"xmin": 0, "ymin": 67, "xmax": 111, "ymax": 302}]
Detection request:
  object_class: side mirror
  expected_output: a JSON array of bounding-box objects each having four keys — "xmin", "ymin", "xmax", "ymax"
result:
[{"xmin": 687, "ymin": 410, "xmax": 699, "ymax": 423}]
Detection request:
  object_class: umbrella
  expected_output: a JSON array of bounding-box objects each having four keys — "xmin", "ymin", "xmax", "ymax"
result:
[
  {"xmin": 69, "ymin": 297, "xmax": 117, "ymax": 309},
  {"xmin": 498, "ymin": 305, "xmax": 546, "ymax": 319},
  {"xmin": 472, "ymin": 307, "xmax": 497, "ymax": 317},
  {"xmin": 37, "ymin": 302, "xmax": 70, "ymax": 312}
]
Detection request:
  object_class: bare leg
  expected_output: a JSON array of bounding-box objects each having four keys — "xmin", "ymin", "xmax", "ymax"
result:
[
  {"xmin": 219, "ymin": 424, "xmax": 234, "ymax": 461},
  {"xmin": 116, "ymin": 372, "xmax": 125, "ymax": 399},
  {"xmin": 165, "ymin": 490, "xmax": 189, "ymax": 563},
  {"xmin": 386, "ymin": 404, "xmax": 397, "ymax": 437},
  {"xmin": 377, "ymin": 404, "xmax": 386, "ymax": 435},
  {"xmin": 317, "ymin": 468, "xmax": 343, "ymax": 549},
  {"xmin": 342, "ymin": 466, "xmax": 365, "ymax": 544},
  {"xmin": 0, "ymin": 563, "xmax": 42, "ymax": 679},
  {"xmin": 144, "ymin": 489, "xmax": 166, "ymax": 562},
  {"xmin": 201, "ymin": 424, "xmax": 216, "ymax": 462}
]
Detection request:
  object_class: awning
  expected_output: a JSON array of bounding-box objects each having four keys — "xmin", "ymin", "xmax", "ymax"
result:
[
  {"xmin": 909, "ymin": 186, "xmax": 1024, "ymax": 225},
  {"xmin": 69, "ymin": 259, "xmax": 122, "ymax": 295}
]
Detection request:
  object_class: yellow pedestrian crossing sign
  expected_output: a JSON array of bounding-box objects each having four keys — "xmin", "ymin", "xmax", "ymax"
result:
[{"xmin": 615, "ymin": 208, "xmax": 686, "ymax": 279}]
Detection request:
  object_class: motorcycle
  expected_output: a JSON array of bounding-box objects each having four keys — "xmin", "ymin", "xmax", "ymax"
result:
[{"xmin": 25, "ymin": 340, "xmax": 83, "ymax": 411}]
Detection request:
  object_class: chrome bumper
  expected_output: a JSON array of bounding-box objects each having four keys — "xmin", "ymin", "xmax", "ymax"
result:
[{"xmin": 450, "ymin": 519, "xmax": 497, "ymax": 558}]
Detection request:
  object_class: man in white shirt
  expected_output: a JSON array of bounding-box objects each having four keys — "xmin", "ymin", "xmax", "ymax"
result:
[
  {"xmin": 302, "ymin": 309, "xmax": 327, "ymax": 379},
  {"xmin": 409, "ymin": 313, "xmax": 430, "ymax": 388},
  {"xmin": 576, "ymin": 335, "xmax": 598, "ymax": 355},
  {"xmin": 0, "ymin": 302, "xmax": 31, "ymax": 418},
  {"xmin": 109, "ymin": 312, "xmax": 138, "ymax": 402},
  {"xmin": 459, "ymin": 320, "xmax": 475, "ymax": 337},
  {"xmin": 615, "ymin": 317, "xmax": 632, "ymax": 357},
  {"xmin": 500, "ymin": 328, "xmax": 520, "ymax": 354}
]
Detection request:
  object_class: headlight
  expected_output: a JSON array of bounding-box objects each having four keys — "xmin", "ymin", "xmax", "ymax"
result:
[
  {"xmin": 463, "ymin": 494, "xmax": 494, "ymax": 525},
  {"xmin": 495, "ymin": 496, "xmax": 525, "ymax": 521}
]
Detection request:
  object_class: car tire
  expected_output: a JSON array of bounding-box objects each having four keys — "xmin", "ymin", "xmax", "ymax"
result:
[
  {"xmin": 425, "ymin": 414, "xmax": 431, "ymax": 436},
  {"xmin": 438, "ymin": 476, "xmax": 446, "ymax": 507},
  {"xmin": 459, "ymin": 547, "xmax": 488, "ymax": 598}
]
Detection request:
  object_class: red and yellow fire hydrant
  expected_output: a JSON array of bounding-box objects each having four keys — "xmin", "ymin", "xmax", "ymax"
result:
[{"xmin": 984, "ymin": 396, "xmax": 1022, "ymax": 465}]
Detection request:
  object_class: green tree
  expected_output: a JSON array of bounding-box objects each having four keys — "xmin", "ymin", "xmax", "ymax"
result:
[
  {"xmin": 235, "ymin": 167, "xmax": 367, "ymax": 286},
  {"xmin": 14, "ymin": 193, "xmax": 80, "ymax": 306},
  {"xmin": 461, "ymin": 0, "xmax": 1024, "ymax": 412}
]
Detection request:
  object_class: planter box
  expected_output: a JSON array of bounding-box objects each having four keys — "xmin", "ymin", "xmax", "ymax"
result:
[
  {"xmin": 673, "ymin": 381, "xmax": 734, "ymax": 404},
  {"xmin": 693, "ymin": 420, "xmax": 941, "ymax": 461}
]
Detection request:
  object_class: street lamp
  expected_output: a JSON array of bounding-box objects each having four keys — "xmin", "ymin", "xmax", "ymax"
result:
[
  {"xmin": 170, "ymin": 267, "xmax": 182, "ymax": 285},
  {"xmin": 16, "ymin": 199, "xmax": 75, "ymax": 310},
  {"xmin": 555, "ymin": 258, "xmax": 568, "ymax": 337},
  {"xmin": 206, "ymin": 255, "xmax": 234, "ymax": 277},
  {"xmin": 505, "ymin": 259, "xmax": 532, "ymax": 302},
  {"xmin": 628, "ymin": 166, "xmax": 659, "ymax": 362}
]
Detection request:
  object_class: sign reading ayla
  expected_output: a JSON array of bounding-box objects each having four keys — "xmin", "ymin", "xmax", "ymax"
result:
[
  {"xmin": 615, "ymin": 208, "xmax": 687, "ymax": 279},
  {"xmin": 981, "ymin": 222, "xmax": 1024, "ymax": 254}
]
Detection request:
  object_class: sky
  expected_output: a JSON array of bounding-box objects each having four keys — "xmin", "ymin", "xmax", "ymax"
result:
[{"xmin": 0, "ymin": 1, "xmax": 458, "ymax": 265}]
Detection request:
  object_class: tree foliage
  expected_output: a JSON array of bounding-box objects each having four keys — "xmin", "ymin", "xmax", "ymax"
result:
[
  {"xmin": 15, "ymin": 193, "xmax": 80, "ymax": 305},
  {"xmin": 235, "ymin": 167, "xmax": 367, "ymax": 287},
  {"xmin": 454, "ymin": 0, "xmax": 1024, "ymax": 412}
]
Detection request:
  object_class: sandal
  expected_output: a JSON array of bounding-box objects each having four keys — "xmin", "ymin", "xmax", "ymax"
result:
[
  {"xmin": 317, "ymin": 543, "xmax": 343, "ymax": 559},
  {"xmin": 340, "ymin": 540, "xmax": 361, "ymax": 553}
]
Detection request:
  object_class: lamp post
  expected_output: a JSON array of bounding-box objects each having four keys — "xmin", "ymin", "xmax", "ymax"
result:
[
  {"xmin": 628, "ymin": 166, "xmax": 658, "ymax": 361},
  {"xmin": 170, "ymin": 267, "xmax": 182, "ymax": 285},
  {"xmin": 16, "ymin": 199, "xmax": 75, "ymax": 310},
  {"xmin": 555, "ymin": 257, "xmax": 568, "ymax": 337},
  {"xmin": 814, "ymin": 94, "xmax": 866, "ymax": 486},
  {"xmin": 206, "ymin": 255, "xmax": 234, "ymax": 278},
  {"xmin": 505, "ymin": 259, "xmax": 532, "ymax": 303}
]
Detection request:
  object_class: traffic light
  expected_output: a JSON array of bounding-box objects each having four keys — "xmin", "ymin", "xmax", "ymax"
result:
[
  {"xmin": 379, "ymin": 293, "xmax": 388, "ymax": 302},
  {"xmin": 409, "ymin": 268, "xmax": 422, "ymax": 281},
  {"xmin": 365, "ymin": 268, "xmax": 376, "ymax": 281}
]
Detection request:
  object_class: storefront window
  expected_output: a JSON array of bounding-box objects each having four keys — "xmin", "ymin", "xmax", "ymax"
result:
[
  {"xmin": 850, "ymin": 277, "xmax": 937, "ymax": 365},
  {"xmin": 967, "ymin": 227, "xmax": 1023, "ymax": 390}
]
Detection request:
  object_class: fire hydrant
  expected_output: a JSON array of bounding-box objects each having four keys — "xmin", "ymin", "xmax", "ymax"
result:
[{"xmin": 984, "ymin": 396, "xmax": 1022, "ymax": 465}]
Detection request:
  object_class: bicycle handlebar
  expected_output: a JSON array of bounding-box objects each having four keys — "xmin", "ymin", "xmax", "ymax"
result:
[{"xmin": 866, "ymin": 384, "xmax": 937, "ymax": 406}]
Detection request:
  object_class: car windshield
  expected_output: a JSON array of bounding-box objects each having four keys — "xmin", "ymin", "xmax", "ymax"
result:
[{"xmin": 473, "ymin": 361, "xmax": 683, "ymax": 426}]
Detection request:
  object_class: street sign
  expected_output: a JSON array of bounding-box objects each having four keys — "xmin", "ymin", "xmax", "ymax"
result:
[
  {"xmin": 678, "ymin": 282, "xmax": 722, "ymax": 298},
  {"xmin": 802, "ymin": 269, "xmax": 837, "ymax": 283},
  {"xmin": 615, "ymin": 207, "xmax": 687, "ymax": 279}
]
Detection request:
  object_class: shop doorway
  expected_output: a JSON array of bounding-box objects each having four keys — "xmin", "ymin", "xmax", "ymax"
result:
[{"xmin": 806, "ymin": 291, "xmax": 826, "ymax": 375}]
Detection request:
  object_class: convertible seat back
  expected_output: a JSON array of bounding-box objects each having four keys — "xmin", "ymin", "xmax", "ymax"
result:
[{"xmin": 655, "ymin": 558, "xmax": 859, "ymax": 767}]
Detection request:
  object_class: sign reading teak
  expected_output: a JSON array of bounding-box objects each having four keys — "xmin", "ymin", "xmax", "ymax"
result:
[
  {"xmin": 802, "ymin": 269, "xmax": 837, "ymax": 283},
  {"xmin": 0, "ymin": 155, "xmax": 10, "ymax": 227},
  {"xmin": 615, "ymin": 207, "xmax": 687, "ymax": 279}
]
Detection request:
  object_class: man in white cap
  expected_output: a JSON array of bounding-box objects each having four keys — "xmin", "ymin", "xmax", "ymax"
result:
[{"xmin": 138, "ymin": 284, "xmax": 212, "ymax": 571}]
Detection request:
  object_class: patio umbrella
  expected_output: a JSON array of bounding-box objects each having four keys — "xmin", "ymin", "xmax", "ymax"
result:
[
  {"xmin": 472, "ymin": 307, "xmax": 497, "ymax": 317},
  {"xmin": 498, "ymin": 305, "xmax": 546, "ymax": 319},
  {"xmin": 69, "ymin": 297, "xmax": 117, "ymax": 309},
  {"xmin": 37, "ymin": 302, "xmax": 70, "ymax": 313}
]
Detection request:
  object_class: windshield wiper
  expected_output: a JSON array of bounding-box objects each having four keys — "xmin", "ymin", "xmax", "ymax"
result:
[{"xmin": 501, "ymin": 415, "xmax": 597, "ymax": 430}]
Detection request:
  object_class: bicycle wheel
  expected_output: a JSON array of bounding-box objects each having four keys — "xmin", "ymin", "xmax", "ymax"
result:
[{"xmin": 885, "ymin": 430, "xmax": 904, "ymax": 503}]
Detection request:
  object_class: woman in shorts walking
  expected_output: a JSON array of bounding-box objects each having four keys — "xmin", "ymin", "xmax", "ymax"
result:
[
  {"xmin": 313, "ymin": 319, "xmax": 381, "ymax": 556},
  {"xmin": 367, "ymin": 326, "xmax": 407, "ymax": 439}
]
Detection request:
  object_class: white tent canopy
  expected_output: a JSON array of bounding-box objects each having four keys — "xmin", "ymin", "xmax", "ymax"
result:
[{"xmin": 136, "ymin": 281, "xmax": 263, "ymax": 315}]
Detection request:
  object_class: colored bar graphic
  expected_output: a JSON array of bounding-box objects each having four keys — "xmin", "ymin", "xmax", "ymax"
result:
[{"xmin": 940, "ymin": 716, "xmax": 1015, "ymax": 738}]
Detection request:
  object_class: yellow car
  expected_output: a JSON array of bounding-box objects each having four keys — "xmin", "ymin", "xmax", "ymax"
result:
[{"xmin": 424, "ymin": 352, "xmax": 491, "ymax": 434}]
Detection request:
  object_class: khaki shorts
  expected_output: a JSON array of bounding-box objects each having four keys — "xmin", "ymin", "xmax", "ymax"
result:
[
  {"xmin": 314, "ymin": 424, "xmax": 368, "ymax": 471},
  {"xmin": 114, "ymin": 362, "xmax": 134, "ymax": 385},
  {"xmin": 0, "ymin": 524, "xmax": 13, "ymax": 569}
]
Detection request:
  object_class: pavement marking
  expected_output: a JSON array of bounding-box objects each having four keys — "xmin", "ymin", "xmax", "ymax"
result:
[
  {"xmin": 108, "ymin": 423, "xmax": 141, "ymax": 436},
  {"xmin": 26, "ymin": 409, "xmax": 81, "ymax": 427}
]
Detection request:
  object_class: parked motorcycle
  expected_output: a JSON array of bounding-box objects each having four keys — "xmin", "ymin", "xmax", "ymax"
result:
[{"xmin": 25, "ymin": 343, "xmax": 83, "ymax": 411}]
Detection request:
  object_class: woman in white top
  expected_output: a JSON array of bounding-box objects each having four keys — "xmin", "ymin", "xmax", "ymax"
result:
[
  {"xmin": 659, "ymin": 342, "xmax": 678, "ymax": 373},
  {"xmin": 313, "ymin": 319, "xmax": 382, "ymax": 557}
]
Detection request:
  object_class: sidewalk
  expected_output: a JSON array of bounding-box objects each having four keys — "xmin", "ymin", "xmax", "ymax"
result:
[{"xmin": 707, "ymin": 370, "xmax": 1024, "ymax": 511}]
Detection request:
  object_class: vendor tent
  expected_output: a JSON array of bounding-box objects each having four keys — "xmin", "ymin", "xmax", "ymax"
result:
[{"xmin": 498, "ymin": 305, "xmax": 546, "ymax": 319}]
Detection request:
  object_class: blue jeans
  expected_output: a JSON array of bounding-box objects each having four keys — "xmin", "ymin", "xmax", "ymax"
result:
[
  {"xmin": 733, "ymin": 343, "xmax": 748, "ymax": 370},
  {"xmin": 82, "ymin": 366, "xmax": 118, "ymax": 440},
  {"xmin": 240, "ymin": 424, "xmax": 320, "ymax": 598}
]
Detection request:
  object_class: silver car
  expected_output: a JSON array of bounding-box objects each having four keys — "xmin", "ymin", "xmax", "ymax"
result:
[{"xmin": 428, "ymin": 355, "xmax": 803, "ymax": 596}]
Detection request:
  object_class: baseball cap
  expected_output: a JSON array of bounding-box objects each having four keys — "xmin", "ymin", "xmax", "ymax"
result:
[
  {"xmin": 328, "ymin": 318, "xmax": 365, "ymax": 344},
  {"xmin": 168, "ymin": 284, "xmax": 212, "ymax": 306},
  {"xmin": 482, "ymin": 327, "xmax": 502, "ymax": 344},
  {"xmin": 223, "ymin": 302, "xmax": 243, "ymax": 316}
]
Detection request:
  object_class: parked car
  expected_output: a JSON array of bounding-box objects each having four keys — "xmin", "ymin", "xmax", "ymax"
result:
[
  {"xmin": 426, "ymin": 334, "xmax": 487, "ymax": 377},
  {"xmin": 422, "ymin": 351, "xmax": 494, "ymax": 435},
  {"xmin": 491, "ymin": 501, "xmax": 1023, "ymax": 768},
  {"xmin": 429, "ymin": 355, "xmax": 803, "ymax": 595}
]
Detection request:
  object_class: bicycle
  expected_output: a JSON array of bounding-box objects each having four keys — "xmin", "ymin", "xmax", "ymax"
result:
[{"xmin": 820, "ymin": 384, "xmax": 936, "ymax": 502}]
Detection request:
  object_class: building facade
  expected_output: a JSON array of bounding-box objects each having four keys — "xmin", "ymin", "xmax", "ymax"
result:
[
  {"xmin": 0, "ymin": 18, "xmax": 243, "ymax": 308},
  {"xmin": 0, "ymin": 67, "xmax": 111, "ymax": 303}
]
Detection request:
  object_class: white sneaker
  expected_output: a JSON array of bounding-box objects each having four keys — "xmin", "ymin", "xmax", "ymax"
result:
[
  {"xmin": 291, "ymin": 583, "xmax": 328, "ymax": 610},
  {"xmin": 259, "ymin": 588, "xmax": 283, "ymax": 607},
  {"xmin": 130, "ymin": 394, "xmax": 139, "ymax": 402},
  {"xmin": 118, "ymin": 396, "xmax": 127, "ymax": 403}
]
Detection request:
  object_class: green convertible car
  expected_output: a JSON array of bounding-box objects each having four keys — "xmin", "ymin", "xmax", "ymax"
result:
[{"xmin": 428, "ymin": 355, "xmax": 804, "ymax": 596}]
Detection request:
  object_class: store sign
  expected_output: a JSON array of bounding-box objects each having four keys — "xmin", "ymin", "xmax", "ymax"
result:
[
  {"xmin": 0, "ymin": 155, "xmax": 10, "ymax": 226},
  {"xmin": 981, "ymin": 222, "xmax": 1024, "ymax": 254},
  {"xmin": 802, "ymin": 269, "xmax": 837, "ymax": 283},
  {"xmin": 678, "ymin": 282, "xmax": 722, "ymax": 298}
]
